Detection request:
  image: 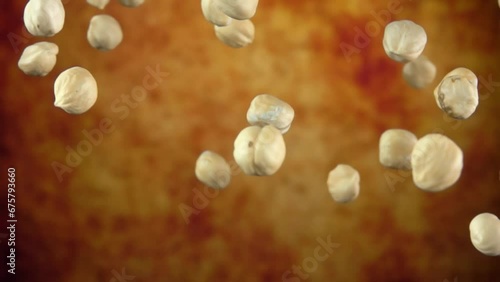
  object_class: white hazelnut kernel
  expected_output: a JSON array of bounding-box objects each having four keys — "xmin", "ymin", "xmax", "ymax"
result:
[
  {"xmin": 402, "ymin": 55, "xmax": 437, "ymax": 89},
  {"xmin": 216, "ymin": 0, "xmax": 259, "ymax": 20},
  {"xmin": 118, "ymin": 0, "xmax": 145, "ymax": 8},
  {"xmin": 86, "ymin": 0, "xmax": 110, "ymax": 9},
  {"xmin": 379, "ymin": 129, "xmax": 417, "ymax": 171},
  {"xmin": 87, "ymin": 14, "xmax": 123, "ymax": 51},
  {"xmin": 327, "ymin": 164, "xmax": 360, "ymax": 203},
  {"xmin": 18, "ymin": 42, "xmax": 59, "ymax": 76},
  {"xmin": 215, "ymin": 19, "xmax": 254, "ymax": 48},
  {"xmin": 411, "ymin": 133, "xmax": 463, "ymax": 192},
  {"xmin": 233, "ymin": 125, "xmax": 286, "ymax": 176},
  {"xmin": 195, "ymin": 151, "xmax": 231, "ymax": 189},
  {"xmin": 246, "ymin": 94, "xmax": 295, "ymax": 134},
  {"xmin": 383, "ymin": 20, "xmax": 427, "ymax": 62},
  {"xmin": 469, "ymin": 213, "xmax": 500, "ymax": 256},
  {"xmin": 54, "ymin": 67, "xmax": 98, "ymax": 115},
  {"xmin": 433, "ymin": 67, "xmax": 479, "ymax": 120},
  {"xmin": 202, "ymin": 0, "xmax": 232, "ymax": 26},
  {"xmin": 23, "ymin": 0, "xmax": 65, "ymax": 37}
]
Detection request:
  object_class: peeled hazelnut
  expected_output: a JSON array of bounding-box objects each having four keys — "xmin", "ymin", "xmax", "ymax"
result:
[
  {"xmin": 434, "ymin": 67, "xmax": 479, "ymax": 120},
  {"xmin": 215, "ymin": 19, "xmax": 254, "ymax": 48},
  {"xmin": 379, "ymin": 129, "xmax": 417, "ymax": 170},
  {"xmin": 118, "ymin": 0, "xmax": 145, "ymax": 7},
  {"xmin": 469, "ymin": 213, "xmax": 500, "ymax": 256},
  {"xmin": 411, "ymin": 133, "xmax": 463, "ymax": 192},
  {"xmin": 216, "ymin": 0, "xmax": 259, "ymax": 20},
  {"xmin": 201, "ymin": 0, "xmax": 232, "ymax": 26},
  {"xmin": 383, "ymin": 20, "xmax": 427, "ymax": 62},
  {"xmin": 54, "ymin": 67, "xmax": 98, "ymax": 115},
  {"xmin": 23, "ymin": 0, "xmax": 65, "ymax": 37},
  {"xmin": 327, "ymin": 164, "xmax": 360, "ymax": 203},
  {"xmin": 246, "ymin": 94, "xmax": 294, "ymax": 134},
  {"xmin": 87, "ymin": 14, "xmax": 123, "ymax": 51},
  {"xmin": 402, "ymin": 55, "xmax": 437, "ymax": 89},
  {"xmin": 86, "ymin": 0, "xmax": 110, "ymax": 9},
  {"xmin": 195, "ymin": 151, "xmax": 231, "ymax": 189},
  {"xmin": 18, "ymin": 42, "xmax": 59, "ymax": 76},
  {"xmin": 233, "ymin": 125, "xmax": 286, "ymax": 176}
]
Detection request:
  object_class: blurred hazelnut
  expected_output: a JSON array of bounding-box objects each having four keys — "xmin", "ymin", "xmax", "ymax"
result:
[
  {"xmin": 327, "ymin": 164, "xmax": 360, "ymax": 203},
  {"xmin": 411, "ymin": 133, "xmax": 463, "ymax": 192},
  {"xmin": 215, "ymin": 19, "xmax": 254, "ymax": 48},
  {"xmin": 379, "ymin": 129, "xmax": 417, "ymax": 171}
]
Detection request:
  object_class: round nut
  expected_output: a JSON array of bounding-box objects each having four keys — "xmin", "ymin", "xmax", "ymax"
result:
[
  {"xmin": 18, "ymin": 42, "xmax": 59, "ymax": 76},
  {"xmin": 383, "ymin": 20, "xmax": 427, "ymax": 62},
  {"xmin": 54, "ymin": 67, "xmax": 98, "ymax": 115},
  {"xmin": 327, "ymin": 164, "xmax": 360, "ymax": 203},
  {"xmin": 469, "ymin": 213, "xmax": 500, "ymax": 256},
  {"xmin": 411, "ymin": 133, "xmax": 463, "ymax": 192}
]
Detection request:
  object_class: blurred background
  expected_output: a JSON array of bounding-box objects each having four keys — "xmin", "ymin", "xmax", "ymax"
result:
[{"xmin": 1, "ymin": 0, "xmax": 499, "ymax": 281}]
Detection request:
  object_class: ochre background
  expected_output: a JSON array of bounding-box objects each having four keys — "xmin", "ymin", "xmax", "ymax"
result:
[{"xmin": 1, "ymin": 0, "xmax": 499, "ymax": 281}]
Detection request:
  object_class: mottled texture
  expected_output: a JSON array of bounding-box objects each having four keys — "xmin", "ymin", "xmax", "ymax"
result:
[{"xmin": 1, "ymin": 0, "xmax": 499, "ymax": 282}]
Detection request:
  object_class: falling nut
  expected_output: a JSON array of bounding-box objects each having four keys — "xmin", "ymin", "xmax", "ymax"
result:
[
  {"xmin": 118, "ymin": 0, "xmax": 145, "ymax": 7},
  {"xmin": 246, "ymin": 94, "xmax": 295, "ymax": 134},
  {"xmin": 379, "ymin": 129, "xmax": 417, "ymax": 171},
  {"xmin": 469, "ymin": 213, "xmax": 500, "ymax": 256},
  {"xmin": 233, "ymin": 125, "xmax": 286, "ymax": 176},
  {"xmin": 215, "ymin": 19, "xmax": 254, "ymax": 48},
  {"xmin": 402, "ymin": 55, "xmax": 437, "ymax": 89},
  {"xmin": 18, "ymin": 42, "xmax": 59, "ymax": 76},
  {"xmin": 54, "ymin": 67, "xmax": 98, "ymax": 114},
  {"xmin": 87, "ymin": 14, "xmax": 123, "ymax": 51},
  {"xmin": 23, "ymin": 0, "xmax": 65, "ymax": 37},
  {"xmin": 86, "ymin": 0, "xmax": 110, "ymax": 9},
  {"xmin": 327, "ymin": 164, "xmax": 360, "ymax": 203},
  {"xmin": 383, "ymin": 20, "xmax": 427, "ymax": 62},
  {"xmin": 195, "ymin": 151, "xmax": 231, "ymax": 189},
  {"xmin": 216, "ymin": 0, "xmax": 259, "ymax": 20},
  {"xmin": 201, "ymin": 0, "xmax": 232, "ymax": 26},
  {"xmin": 433, "ymin": 67, "xmax": 479, "ymax": 120},
  {"xmin": 411, "ymin": 133, "xmax": 463, "ymax": 192}
]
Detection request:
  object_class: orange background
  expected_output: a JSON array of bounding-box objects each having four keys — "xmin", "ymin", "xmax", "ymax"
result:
[{"xmin": 1, "ymin": 0, "xmax": 499, "ymax": 281}]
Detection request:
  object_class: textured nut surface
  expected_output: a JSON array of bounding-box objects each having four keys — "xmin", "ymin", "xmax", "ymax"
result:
[
  {"xmin": 233, "ymin": 125, "xmax": 286, "ymax": 176},
  {"xmin": 195, "ymin": 151, "xmax": 231, "ymax": 189},
  {"xmin": 411, "ymin": 133, "xmax": 463, "ymax": 192},
  {"xmin": 379, "ymin": 129, "xmax": 417, "ymax": 170},
  {"xmin": 23, "ymin": 0, "xmax": 65, "ymax": 37},
  {"xmin": 246, "ymin": 94, "xmax": 294, "ymax": 134},
  {"xmin": 402, "ymin": 55, "xmax": 437, "ymax": 89},
  {"xmin": 202, "ymin": 0, "xmax": 232, "ymax": 26},
  {"xmin": 433, "ymin": 67, "xmax": 478, "ymax": 120},
  {"xmin": 54, "ymin": 67, "xmax": 98, "ymax": 115},
  {"xmin": 469, "ymin": 213, "xmax": 500, "ymax": 256},
  {"xmin": 327, "ymin": 164, "xmax": 360, "ymax": 203},
  {"xmin": 216, "ymin": 0, "xmax": 259, "ymax": 20},
  {"xmin": 383, "ymin": 20, "xmax": 427, "ymax": 62},
  {"xmin": 18, "ymin": 42, "xmax": 59, "ymax": 76},
  {"xmin": 87, "ymin": 14, "xmax": 123, "ymax": 51},
  {"xmin": 86, "ymin": 0, "xmax": 110, "ymax": 9},
  {"xmin": 118, "ymin": 0, "xmax": 145, "ymax": 7},
  {"xmin": 215, "ymin": 19, "xmax": 254, "ymax": 48}
]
